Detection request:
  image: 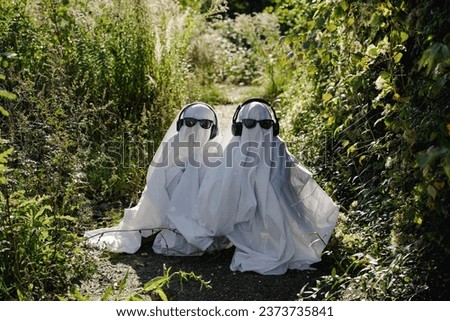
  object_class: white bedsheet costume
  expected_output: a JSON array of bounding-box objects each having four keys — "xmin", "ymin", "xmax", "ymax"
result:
[
  {"xmin": 84, "ymin": 102, "xmax": 229, "ymax": 255},
  {"xmin": 191, "ymin": 99, "xmax": 339, "ymax": 275}
]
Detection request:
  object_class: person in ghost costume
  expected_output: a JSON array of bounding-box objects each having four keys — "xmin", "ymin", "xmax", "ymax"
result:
[
  {"xmin": 189, "ymin": 98, "xmax": 339, "ymax": 275},
  {"xmin": 84, "ymin": 102, "xmax": 229, "ymax": 256}
]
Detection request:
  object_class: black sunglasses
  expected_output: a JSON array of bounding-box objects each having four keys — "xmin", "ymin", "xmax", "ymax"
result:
[
  {"xmin": 242, "ymin": 118, "xmax": 274, "ymax": 129},
  {"xmin": 182, "ymin": 117, "xmax": 213, "ymax": 129}
]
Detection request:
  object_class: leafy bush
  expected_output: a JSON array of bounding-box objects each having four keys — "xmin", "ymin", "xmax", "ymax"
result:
[
  {"xmin": 274, "ymin": 0, "xmax": 449, "ymax": 300},
  {"xmin": 0, "ymin": 191, "xmax": 92, "ymax": 300},
  {"xmin": 0, "ymin": 0, "xmax": 208, "ymax": 300},
  {"xmin": 1, "ymin": 0, "xmax": 201, "ymax": 207},
  {"xmin": 1, "ymin": 75, "xmax": 89, "ymax": 300},
  {"xmin": 3, "ymin": 0, "xmax": 448, "ymax": 301}
]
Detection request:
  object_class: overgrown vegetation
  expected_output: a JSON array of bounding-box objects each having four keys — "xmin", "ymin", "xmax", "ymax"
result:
[
  {"xmin": 274, "ymin": 0, "xmax": 449, "ymax": 300},
  {"xmin": 0, "ymin": 0, "xmax": 215, "ymax": 300},
  {"xmin": 1, "ymin": 0, "xmax": 448, "ymax": 301}
]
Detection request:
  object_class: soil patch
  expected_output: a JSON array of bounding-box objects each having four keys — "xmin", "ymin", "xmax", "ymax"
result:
[{"xmin": 79, "ymin": 239, "xmax": 331, "ymax": 301}]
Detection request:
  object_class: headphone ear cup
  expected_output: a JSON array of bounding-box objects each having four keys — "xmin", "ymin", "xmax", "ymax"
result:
[
  {"xmin": 232, "ymin": 123, "xmax": 243, "ymax": 136},
  {"xmin": 273, "ymin": 123, "xmax": 279, "ymax": 136},
  {"xmin": 210, "ymin": 124, "xmax": 218, "ymax": 139},
  {"xmin": 176, "ymin": 119, "xmax": 183, "ymax": 132}
]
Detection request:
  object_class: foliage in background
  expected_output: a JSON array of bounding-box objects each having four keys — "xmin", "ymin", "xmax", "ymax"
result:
[
  {"xmin": 1, "ymin": 75, "xmax": 91, "ymax": 300},
  {"xmin": 0, "ymin": 0, "xmax": 205, "ymax": 300},
  {"xmin": 1, "ymin": 0, "xmax": 199, "ymax": 207},
  {"xmin": 180, "ymin": 0, "xmax": 275, "ymax": 17},
  {"xmin": 2, "ymin": 0, "xmax": 449, "ymax": 301},
  {"xmin": 188, "ymin": 10, "xmax": 289, "ymax": 102},
  {"xmin": 0, "ymin": 191, "xmax": 92, "ymax": 300},
  {"xmin": 274, "ymin": 0, "xmax": 449, "ymax": 300}
]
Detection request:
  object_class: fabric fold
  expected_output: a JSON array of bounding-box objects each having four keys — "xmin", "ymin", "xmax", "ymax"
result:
[
  {"xmin": 195, "ymin": 100, "xmax": 339, "ymax": 275},
  {"xmin": 84, "ymin": 103, "xmax": 230, "ymax": 255}
]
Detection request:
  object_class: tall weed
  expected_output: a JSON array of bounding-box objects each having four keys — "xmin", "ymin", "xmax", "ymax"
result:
[
  {"xmin": 276, "ymin": 0, "xmax": 449, "ymax": 300},
  {"xmin": 0, "ymin": 0, "xmax": 206, "ymax": 300},
  {"xmin": 0, "ymin": 191, "xmax": 92, "ymax": 300}
]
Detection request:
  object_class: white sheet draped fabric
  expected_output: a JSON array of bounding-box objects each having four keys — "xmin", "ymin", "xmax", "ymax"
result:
[
  {"xmin": 84, "ymin": 100, "xmax": 339, "ymax": 275},
  {"xmin": 174, "ymin": 101, "xmax": 339, "ymax": 275},
  {"xmin": 84, "ymin": 103, "xmax": 229, "ymax": 255}
]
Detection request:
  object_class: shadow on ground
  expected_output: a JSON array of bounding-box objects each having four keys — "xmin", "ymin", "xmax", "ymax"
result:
[{"xmin": 80, "ymin": 237, "xmax": 332, "ymax": 301}]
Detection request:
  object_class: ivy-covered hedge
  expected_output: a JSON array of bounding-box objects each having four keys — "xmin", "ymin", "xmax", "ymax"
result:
[{"xmin": 275, "ymin": 0, "xmax": 449, "ymax": 299}]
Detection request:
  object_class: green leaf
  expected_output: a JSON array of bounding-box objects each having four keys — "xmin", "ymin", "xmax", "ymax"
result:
[
  {"xmin": 327, "ymin": 23, "xmax": 337, "ymax": 32},
  {"xmin": 144, "ymin": 275, "xmax": 170, "ymax": 292},
  {"xmin": 400, "ymin": 31, "xmax": 409, "ymax": 42},
  {"xmin": 322, "ymin": 93, "xmax": 333, "ymax": 102},
  {"xmin": 56, "ymin": 215, "xmax": 77, "ymax": 222},
  {"xmin": 69, "ymin": 287, "xmax": 90, "ymax": 301},
  {"xmin": 307, "ymin": 65, "xmax": 318, "ymax": 75},
  {"xmin": 380, "ymin": 70, "xmax": 391, "ymax": 80},
  {"xmin": 394, "ymin": 52, "xmax": 403, "ymax": 63},
  {"xmin": 117, "ymin": 270, "xmax": 129, "ymax": 296},
  {"xmin": 366, "ymin": 44, "xmax": 379, "ymax": 57},
  {"xmin": 0, "ymin": 148, "xmax": 14, "ymax": 163},
  {"xmin": 34, "ymin": 204, "xmax": 52, "ymax": 220},
  {"xmin": 427, "ymin": 184, "xmax": 437, "ymax": 199},
  {"xmin": 359, "ymin": 155, "xmax": 366, "ymax": 165},
  {"xmin": 418, "ymin": 43, "xmax": 450, "ymax": 75},
  {"xmin": 340, "ymin": 1, "xmax": 349, "ymax": 11},
  {"xmin": 444, "ymin": 165, "xmax": 450, "ymax": 180},
  {"xmin": 370, "ymin": 14, "xmax": 383, "ymax": 28},
  {"xmin": 0, "ymin": 90, "xmax": 16, "ymax": 100},
  {"xmin": 0, "ymin": 106, "xmax": 9, "ymax": 116},
  {"xmin": 347, "ymin": 143, "xmax": 357, "ymax": 155},
  {"xmin": 154, "ymin": 288, "xmax": 168, "ymax": 301},
  {"xmin": 331, "ymin": 267, "xmax": 336, "ymax": 277},
  {"xmin": 414, "ymin": 216, "xmax": 423, "ymax": 225},
  {"xmin": 101, "ymin": 285, "xmax": 114, "ymax": 301},
  {"xmin": 327, "ymin": 116, "xmax": 335, "ymax": 126},
  {"xmin": 125, "ymin": 294, "xmax": 145, "ymax": 301},
  {"xmin": 348, "ymin": 75, "xmax": 363, "ymax": 91}
]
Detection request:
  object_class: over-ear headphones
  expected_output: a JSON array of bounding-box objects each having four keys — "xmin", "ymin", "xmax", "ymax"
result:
[
  {"xmin": 176, "ymin": 102, "xmax": 218, "ymax": 140},
  {"xmin": 232, "ymin": 98, "xmax": 279, "ymax": 136}
]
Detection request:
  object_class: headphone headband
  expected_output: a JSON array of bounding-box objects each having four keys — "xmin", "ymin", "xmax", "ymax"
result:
[{"xmin": 176, "ymin": 102, "xmax": 218, "ymax": 140}]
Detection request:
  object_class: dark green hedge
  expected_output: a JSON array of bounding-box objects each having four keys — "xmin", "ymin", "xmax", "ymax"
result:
[{"xmin": 276, "ymin": 0, "xmax": 449, "ymax": 300}]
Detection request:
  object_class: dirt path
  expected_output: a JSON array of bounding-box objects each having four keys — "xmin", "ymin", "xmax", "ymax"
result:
[
  {"xmin": 79, "ymin": 244, "xmax": 330, "ymax": 301},
  {"xmin": 78, "ymin": 86, "xmax": 332, "ymax": 301},
  {"xmin": 213, "ymin": 84, "xmax": 259, "ymax": 129}
]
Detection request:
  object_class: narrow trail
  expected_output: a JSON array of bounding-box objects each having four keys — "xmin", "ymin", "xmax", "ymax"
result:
[
  {"xmin": 213, "ymin": 85, "xmax": 258, "ymax": 130},
  {"xmin": 213, "ymin": 101, "xmax": 235, "ymax": 130},
  {"xmin": 78, "ymin": 85, "xmax": 332, "ymax": 301}
]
